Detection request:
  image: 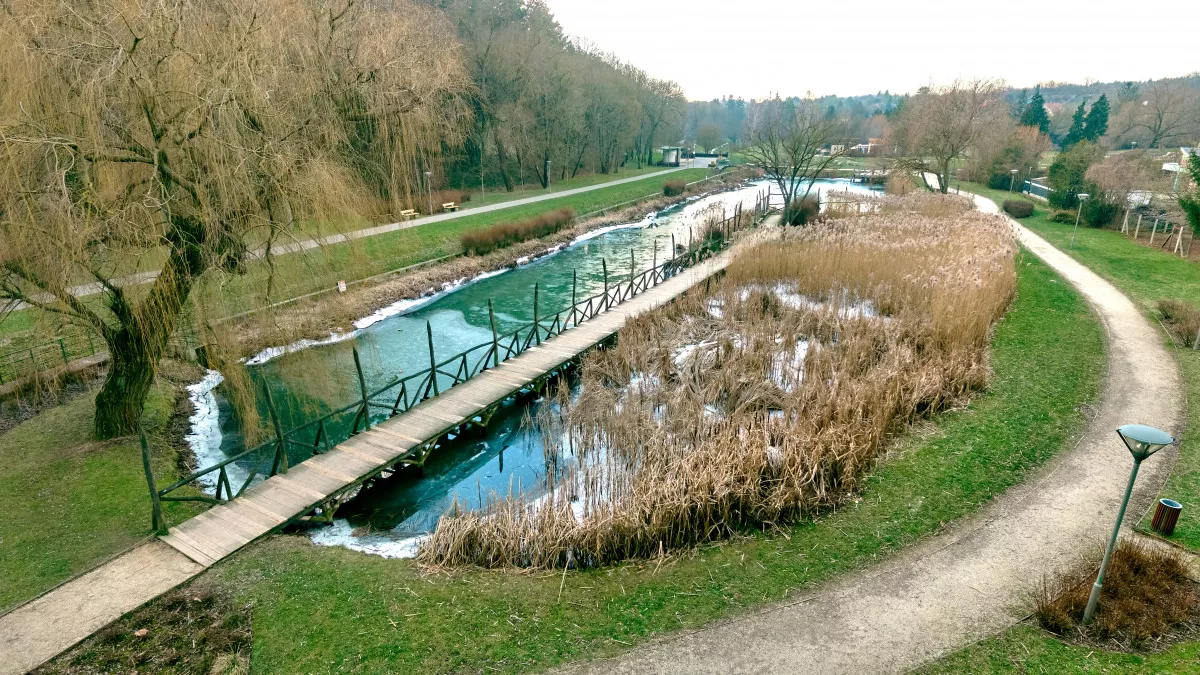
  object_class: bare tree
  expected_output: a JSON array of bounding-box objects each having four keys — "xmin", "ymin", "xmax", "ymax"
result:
[
  {"xmin": 742, "ymin": 98, "xmax": 850, "ymax": 212},
  {"xmin": 894, "ymin": 79, "xmax": 1008, "ymax": 193},
  {"xmin": 1113, "ymin": 79, "xmax": 1199, "ymax": 149},
  {"xmin": 0, "ymin": 0, "xmax": 470, "ymax": 437}
]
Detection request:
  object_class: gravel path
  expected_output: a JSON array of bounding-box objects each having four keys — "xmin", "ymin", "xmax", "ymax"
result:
[{"xmin": 555, "ymin": 194, "xmax": 1186, "ymax": 674}]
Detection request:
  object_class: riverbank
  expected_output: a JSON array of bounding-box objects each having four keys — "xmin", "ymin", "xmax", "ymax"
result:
[{"xmin": 218, "ymin": 170, "xmax": 754, "ymax": 359}]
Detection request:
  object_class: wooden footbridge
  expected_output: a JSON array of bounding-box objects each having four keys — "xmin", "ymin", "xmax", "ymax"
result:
[
  {"xmin": 155, "ymin": 202, "xmax": 765, "ymax": 567},
  {"xmin": 0, "ymin": 200, "xmax": 769, "ymax": 674}
]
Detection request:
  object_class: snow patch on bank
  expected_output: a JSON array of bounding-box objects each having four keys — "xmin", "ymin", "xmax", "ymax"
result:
[
  {"xmin": 243, "ymin": 330, "xmax": 362, "ymax": 366},
  {"xmin": 570, "ymin": 211, "xmax": 657, "ymax": 245},
  {"xmin": 353, "ymin": 267, "xmax": 512, "ymax": 330},
  {"xmin": 184, "ymin": 370, "xmax": 227, "ymax": 494},
  {"xmin": 311, "ymin": 519, "xmax": 425, "ymax": 559}
]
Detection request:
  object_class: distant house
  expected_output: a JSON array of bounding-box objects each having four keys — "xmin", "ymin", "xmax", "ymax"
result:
[{"xmin": 1163, "ymin": 148, "xmax": 1198, "ymax": 174}]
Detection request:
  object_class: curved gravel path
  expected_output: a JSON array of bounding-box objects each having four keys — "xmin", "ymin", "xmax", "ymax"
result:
[{"xmin": 556, "ymin": 195, "xmax": 1186, "ymax": 674}]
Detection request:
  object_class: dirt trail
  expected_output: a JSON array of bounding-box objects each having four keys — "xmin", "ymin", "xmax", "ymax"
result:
[{"xmin": 555, "ymin": 195, "xmax": 1186, "ymax": 674}]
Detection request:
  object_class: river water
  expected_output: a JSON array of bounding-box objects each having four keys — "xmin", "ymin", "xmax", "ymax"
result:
[{"xmin": 192, "ymin": 178, "xmax": 881, "ymax": 555}]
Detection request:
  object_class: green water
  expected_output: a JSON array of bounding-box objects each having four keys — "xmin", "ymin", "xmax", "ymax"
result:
[{"xmin": 204, "ymin": 179, "xmax": 879, "ymax": 541}]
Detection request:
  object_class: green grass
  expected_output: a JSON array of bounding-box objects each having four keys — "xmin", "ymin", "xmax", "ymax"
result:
[
  {"xmin": 0, "ymin": 383, "xmax": 201, "ymax": 611},
  {"xmin": 455, "ymin": 164, "xmax": 682, "ymax": 209},
  {"xmin": 919, "ymin": 624, "xmax": 1200, "ymax": 674},
  {"xmin": 962, "ymin": 181, "xmax": 1200, "ymax": 552},
  {"xmin": 197, "ymin": 251, "xmax": 1104, "ymax": 673}
]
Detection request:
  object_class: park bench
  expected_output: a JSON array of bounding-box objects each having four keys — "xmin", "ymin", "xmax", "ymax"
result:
[
  {"xmin": 442, "ymin": 202, "xmax": 459, "ymax": 212},
  {"xmin": 398, "ymin": 208, "xmax": 418, "ymax": 219}
]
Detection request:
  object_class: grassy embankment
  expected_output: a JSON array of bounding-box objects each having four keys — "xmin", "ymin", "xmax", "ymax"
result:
[
  {"xmin": 963, "ymin": 181, "xmax": 1200, "ymax": 552},
  {"xmin": 0, "ymin": 169, "xmax": 708, "ymax": 609},
  {"xmin": 176, "ymin": 250, "xmax": 1106, "ymax": 673},
  {"xmin": 0, "ymin": 169, "xmax": 711, "ymax": 356},
  {"xmin": 0, "ymin": 380, "xmax": 202, "ymax": 612}
]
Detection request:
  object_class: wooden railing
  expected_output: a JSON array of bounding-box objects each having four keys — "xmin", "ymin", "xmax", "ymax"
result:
[{"xmin": 155, "ymin": 196, "xmax": 769, "ymax": 511}]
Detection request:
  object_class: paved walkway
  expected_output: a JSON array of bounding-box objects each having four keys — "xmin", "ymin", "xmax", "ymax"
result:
[
  {"xmin": 556, "ymin": 195, "xmax": 1186, "ymax": 674},
  {"xmin": 0, "ymin": 220, "xmax": 749, "ymax": 675}
]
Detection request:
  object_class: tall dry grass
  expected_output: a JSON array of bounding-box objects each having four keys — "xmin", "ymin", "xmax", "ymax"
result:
[
  {"xmin": 461, "ymin": 208, "xmax": 575, "ymax": 255},
  {"xmin": 419, "ymin": 193, "xmax": 1015, "ymax": 568}
]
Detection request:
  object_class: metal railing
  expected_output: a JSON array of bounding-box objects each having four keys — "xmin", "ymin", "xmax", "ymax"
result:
[
  {"xmin": 1023, "ymin": 180, "xmax": 1053, "ymax": 200},
  {"xmin": 0, "ymin": 332, "xmax": 102, "ymax": 385},
  {"xmin": 153, "ymin": 196, "xmax": 770, "ymax": 519}
]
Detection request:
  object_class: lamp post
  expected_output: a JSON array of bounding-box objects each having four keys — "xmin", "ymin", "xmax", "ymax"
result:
[
  {"xmin": 1070, "ymin": 193, "xmax": 1089, "ymax": 248},
  {"xmin": 1009, "ymin": 168, "xmax": 1019, "ymax": 192},
  {"xmin": 424, "ymin": 171, "xmax": 433, "ymax": 215},
  {"xmin": 1082, "ymin": 424, "xmax": 1175, "ymax": 625}
]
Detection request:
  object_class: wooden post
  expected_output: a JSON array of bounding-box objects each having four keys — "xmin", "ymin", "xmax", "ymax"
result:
[
  {"xmin": 533, "ymin": 282, "xmax": 541, "ymax": 344},
  {"xmin": 139, "ymin": 427, "xmax": 166, "ymax": 535},
  {"xmin": 570, "ymin": 270, "xmax": 578, "ymax": 325},
  {"xmin": 352, "ymin": 347, "xmax": 369, "ymax": 429},
  {"xmin": 629, "ymin": 247, "xmax": 636, "ymax": 297},
  {"xmin": 602, "ymin": 258, "xmax": 609, "ymax": 311},
  {"xmin": 671, "ymin": 233, "xmax": 677, "ymax": 261},
  {"xmin": 1150, "ymin": 217, "xmax": 1159, "ymax": 245},
  {"xmin": 1134, "ymin": 214, "xmax": 1142, "ymax": 239},
  {"xmin": 426, "ymin": 321, "xmax": 439, "ymax": 396},
  {"xmin": 652, "ymin": 239, "xmax": 658, "ymax": 281},
  {"xmin": 488, "ymin": 299, "xmax": 500, "ymax": 367},
  {"xmin": 1120, "ymin": 210, "xmax": 1130, "ymax": 234},
  {"xmin": 1176, "ymin": 225, "xmax": 1185, "ymax": 255},
  {"xmin": 263, "ymin": 382, "xmax": 288, "ymax": 475}
]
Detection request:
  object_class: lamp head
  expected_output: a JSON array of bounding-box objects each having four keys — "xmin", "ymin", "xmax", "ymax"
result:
[
  {"xmin": 1117, "ymin": 424, "xmax": 1174, "ymax": 461},
  {"xmin": 1011, "ymin": 169, "xmax": 1019, "ymax": 173},
  {"xmin": 1078, "ymin": 193, "xmax": 1089, "ymax": 200}
]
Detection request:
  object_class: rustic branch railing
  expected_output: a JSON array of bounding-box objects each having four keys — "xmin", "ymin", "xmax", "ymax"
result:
[{"xmin": 156, "ymin": 197, "xmax": 768, "ymax": 510}]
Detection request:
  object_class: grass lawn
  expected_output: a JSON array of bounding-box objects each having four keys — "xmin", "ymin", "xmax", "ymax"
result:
[
  {"xmin": 961, "ymin": 181, "xmax": 1200, "ymax": 553},
  {"xmin": 0, "ymin": 169, "xmax": 714, "ymax": 372},
  {"xmin": 0, "ymin": 381, "xmax": 202, "ymax": 612},
  {"xmin": 455, "ymin": 164, "xmax": 681, "ymax": 209},
  {"xmin": 919, "ymin": 624, "xmax": 1200, "ymax": 674},
  {"xmin": 189, "ymin": 250, "xmax": 1104, "ymax": 673}
]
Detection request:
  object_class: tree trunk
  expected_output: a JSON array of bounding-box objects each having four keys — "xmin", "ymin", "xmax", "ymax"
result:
[
  {"xmin": 94, "ymin": 332, "xmax": 157, "ymax": 438},
  {"xmin": 939, "ymin": 160, "xmax": 951, "ymax": 194},
  {"xmin": 93, "ymin": 219, "xmax": 199, "ymax": 438},
  {"xmin": 495, "ymin": 138, "xmax": 514, "ymax": 192}
]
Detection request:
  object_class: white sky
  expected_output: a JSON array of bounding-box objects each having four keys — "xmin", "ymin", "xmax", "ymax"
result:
[{"xmin": 544, "ymin": 0, "xmax": 1200, "ymax": 100}]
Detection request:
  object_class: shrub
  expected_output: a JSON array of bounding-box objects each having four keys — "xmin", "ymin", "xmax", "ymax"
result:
[
  {"xmin": 783, "ymin": 197, "xmax": 820, "ymax": 226},
  {"xmin": 1034, "ymin": 538, "xmax": 1197, "ymax": 647},
  {"xmin": 663, "ymin": 179, "xmax": 686, "ymax": 197},
  {"xmin": 1081, "ymin": 197, "xmax": 1118, "ymax": 227},
  {"xmin": 460, "ymin": 208, "xmax": 574, "ymax": 255},
  {"xmin": 1158, "ymin": 298, "xmax": 1200, "ymax": 347},
  {"xmin": 1002, "ymin": 200, "xmax": 1034, "ymax": 218},
  {"xmin": 1050, "ymin": 210, "xmax": 1076, "ymax": 224}
]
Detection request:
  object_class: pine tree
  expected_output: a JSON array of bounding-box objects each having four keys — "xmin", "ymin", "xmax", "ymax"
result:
[
  {"xmin": 1083, "ymin": 94, "xmax": 1109, "ymax": 142},
  {"xmin": 1019, "ymin": 85, "xmax": 1050, "ymax": 133},
  {"xmin": 1062, "ymin": 98, "xmax": 1088, "ymax": 148},
  {"xmin": 1012, "ymin": 88, "xmax": 1028, "ymax": 119}
]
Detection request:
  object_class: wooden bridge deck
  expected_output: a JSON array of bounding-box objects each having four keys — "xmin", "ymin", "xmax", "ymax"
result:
[{"xmin": 159, "ymin": 249, "xmax": 735, "ymax": 568}]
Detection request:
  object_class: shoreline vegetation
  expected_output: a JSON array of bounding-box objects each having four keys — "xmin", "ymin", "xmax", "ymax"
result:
[
  {"xmin": 14, "ymin": 190, "xmax": 1107, "ymax": 673},
  {"xmin": 419, "ymin": 191, "xmax": 1019, "ymax": 568},
  {"xmin": 204, "ymin": 170, "xmax": 753, "ymax": 360}
]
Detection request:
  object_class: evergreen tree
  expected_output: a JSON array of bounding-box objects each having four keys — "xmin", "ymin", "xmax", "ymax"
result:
[
  {"xmin": 1019, "ymin": 85, "xmax": 1050, "ymax": 133},
  {"xmin": 1062, "ymin": 98, "xmax": 1088, "ymax": 148},
  {"xmin": 1180, "ymin": 153, "xmax": 1200, "ymax": 237},
  {"xmin": 1083, "ymin": 94, "xmax": 1109, "ymax": 142},
  {"xmin": 1012, "ymin": 88, "xmax": 1028, "ymax": 119}
]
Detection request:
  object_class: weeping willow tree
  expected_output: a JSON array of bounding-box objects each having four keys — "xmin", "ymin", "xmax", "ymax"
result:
[{"xmin": 0, "ymin": 0, "xmax": 470, "ymax": 438}]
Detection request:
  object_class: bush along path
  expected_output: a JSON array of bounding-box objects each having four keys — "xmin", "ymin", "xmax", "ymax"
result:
[{"xmin": 555, "ymin": 195, "xmax": 1185, "ymax": 674}]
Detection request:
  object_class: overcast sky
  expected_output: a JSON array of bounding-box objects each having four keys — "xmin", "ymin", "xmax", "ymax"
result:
[{"xmin": 544, "ymin": 0, "xmax": 1200, "ymax": 101}]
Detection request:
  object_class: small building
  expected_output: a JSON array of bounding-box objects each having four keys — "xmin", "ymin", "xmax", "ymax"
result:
[{"xmin": 659, "ymin": 146, "xmax": 684, "ymax": 167}]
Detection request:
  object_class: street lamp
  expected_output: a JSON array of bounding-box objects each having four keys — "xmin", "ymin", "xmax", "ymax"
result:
[
  {"xmin": 424, "ymin": 171, "xmax": 433, "ymax": 215},
  {"xmin": 1009, "ymin": 169, "xmax": 1019, "ymax": 192},
  {"xmin": 1082, "ymin": 424, "xmax": 1176, "ymax": 625},
  {"xmin": 1070, "ymin": 193, "xmax": 1089, "ymax": 248}
]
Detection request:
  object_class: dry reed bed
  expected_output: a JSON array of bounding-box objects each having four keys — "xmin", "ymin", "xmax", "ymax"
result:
[{"xmin": 418, "ymin": 192, "xmax": 1017, "ymax": 568}]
